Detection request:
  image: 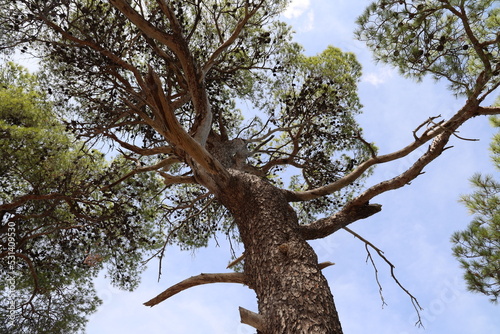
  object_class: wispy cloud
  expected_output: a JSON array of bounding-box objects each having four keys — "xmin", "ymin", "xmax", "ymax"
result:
[
  {"xmin": 303, "ymin": 10, "xmax": 315, "ymax": 31},
  {"xmin": 362, "ymin": 66, "xmax": 396, "ymax": 86},
  {"xmin": 283, "ymin": 0, "xmax": 311, "ymax": 19}
]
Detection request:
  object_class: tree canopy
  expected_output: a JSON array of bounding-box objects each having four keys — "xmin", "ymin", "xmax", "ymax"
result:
[
  {"xmin": 0, "ymin": 0, "xmax": 375, "ymax": 247},
  {"xmin": 356, "ymin": 0, "xmax": 500, "ymax": 96},
  {"xmin": 452, "ymin": 114, "xmax": 500, "ymax": 304},
  {"xmin": 0, "ymin": 0, "xmax": 499, "ymax": 332},
  {"xmin": 0, "ymin": 62, "xmax": 164, "ymax": 333}
]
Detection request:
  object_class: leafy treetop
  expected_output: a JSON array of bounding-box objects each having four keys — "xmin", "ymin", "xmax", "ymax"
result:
[{"xmin": 0, "ymin": 62, "xmax": 164, "ymax": 333}]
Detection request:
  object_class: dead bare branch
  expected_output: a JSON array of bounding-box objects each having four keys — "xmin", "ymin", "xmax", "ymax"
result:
[
  {"xmin": 202, "ymin": 3, "xmax": 262, "ymax": 75},
  {"xmin": 412, "ymin": 115, "xmax": 442, "ymax": 140},
  {"xmin": 343, "ymin": 227, "xmax": 424, "ymax": 328},
  {"xmin": 318, "ymin": 261, "xmax": 335, "ymax": 270}
]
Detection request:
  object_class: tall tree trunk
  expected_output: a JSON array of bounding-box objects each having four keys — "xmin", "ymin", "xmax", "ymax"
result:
[{"xmin": 218, "ymin": 170, "xmax": 343, "ymax": 333}]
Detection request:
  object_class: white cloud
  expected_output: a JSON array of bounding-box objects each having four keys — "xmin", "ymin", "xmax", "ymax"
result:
[
  {"xmin": 283, "ymin": 0, "xmax": 311, "ymax": 19},
  {"xmin": 303, "ymin": 10, "xmax": 315, "ymax": 31},
  {"xmin": 362, "ymin": 66, "xmax": 396, "ymax": 86}
]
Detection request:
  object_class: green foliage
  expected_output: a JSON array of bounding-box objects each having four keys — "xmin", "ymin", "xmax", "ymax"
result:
[
  {"xmin": 452, "ymin": 118, "xmax": 500, "ymax": 303},
  {"xmin": 0, "ymin": 0, "xmax": 375, "ymax": 239},
  {"xmin": 0, "ymin": 62, "xmax": 165, "ymax": 333},
  {"xmin": 0, "ymin": 0, "xmax": 496, "ymax": 329},
  {"xmin": 0, "ymin": 1, "xmax": 379, "ymax": 327},
  {"xmin": 356, "ymin": 0, "xmax": 500, "ymax": 96},
  {"xmin": 259, "ymin": 46, "xmax": 376, "ymax": 221}
]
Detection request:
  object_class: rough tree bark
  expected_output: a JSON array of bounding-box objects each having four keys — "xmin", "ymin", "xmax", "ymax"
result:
[{"xmin": 218, "ymin": 170, "xmax": 343, "ymax": 334}]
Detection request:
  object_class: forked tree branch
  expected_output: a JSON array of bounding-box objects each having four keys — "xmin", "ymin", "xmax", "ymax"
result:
[
  {"xmin": 110, "ymin": 0, "xmax": 212, "ymax": 146},
  {"xmin": 108, "ymin": 0, "xmax": 177, "ymax": 51},
  {"xmin": 143, "ymin": 66, "xmax": 230, "ymax": 181},
  {"xmin": 202, "ymin": 3, "xmax": 262, "ymax": 75},
  {"xmin": 292, "ymin": 98, "xmax": 500, "ymax": 240},
  {"xmin": 143, "ymin": 272, "xmax": 247, "ymax": 307},
  {"xmin": 285, "ymin": 100, "xmax": 500, "ymax": 203}
]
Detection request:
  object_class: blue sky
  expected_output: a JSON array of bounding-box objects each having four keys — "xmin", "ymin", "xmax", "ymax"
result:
[{"xmin": 86, "ymin": 1, "xmax": 500, "ymax": 333}]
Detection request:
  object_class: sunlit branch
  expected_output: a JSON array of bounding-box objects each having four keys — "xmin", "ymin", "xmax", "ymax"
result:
[
  {"xmin": 108, "ymin": 0, "xmax": 211, "ymax": 146},
  {"xmin": 143, "ymin": 66, "xmax": 229, "ymax": 180},
  {"xmin": 285, "ymin": 99, "xmax": 483, "ymax": 202},
  {"xmin": 143, "ymin": 272, "xmax": 247, "ymax": 307},
  {"xmin": 148, "ymin": 0, "xmax": 213, "ymax": 146}
]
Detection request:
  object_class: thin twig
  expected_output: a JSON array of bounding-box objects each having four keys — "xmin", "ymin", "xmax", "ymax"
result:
[
  {"xmin": 364, "ymin": 244, "xmax": 387, "ymax": 307},
  {"xmin": 343, "ymin": 227, "xmax": 424, "ymax": 327}
]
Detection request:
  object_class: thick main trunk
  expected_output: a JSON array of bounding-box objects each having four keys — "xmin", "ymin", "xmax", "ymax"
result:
[{"xmin": 218, "ymin": 170, "xmax": 343, "ymax": 333}]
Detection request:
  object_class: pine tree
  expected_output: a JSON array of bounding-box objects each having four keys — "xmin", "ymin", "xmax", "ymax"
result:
[
  {"xmin": 0, "ymin": 62, "xmax": 165, "ymax": 333},
  {"xmin": 452, "ymin": 115, "xmax": 500, "ymax": 303},
  {"xmin": 0, "ymin": 1, "xmax": 499, "ymax": 332}
]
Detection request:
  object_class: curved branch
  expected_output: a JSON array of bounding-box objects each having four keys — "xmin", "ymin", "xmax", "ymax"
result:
[
  {"xmin": 285, "ymin": 99, "xmax": 488, "ymax": 202},
  {"xmin": 298, "ymin": 99, "xmax": 492, "ymax": 243},
  {"xmin": 102, "ymin": 157, "xmax": 187, "ymax": 190},
  {"xmin": 143, "ymin": 272, "xmax": 248, "ymax": 307},
  {"xmin": 346, "ymin": 131, "xmax": 451, "ymax": 209}
]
